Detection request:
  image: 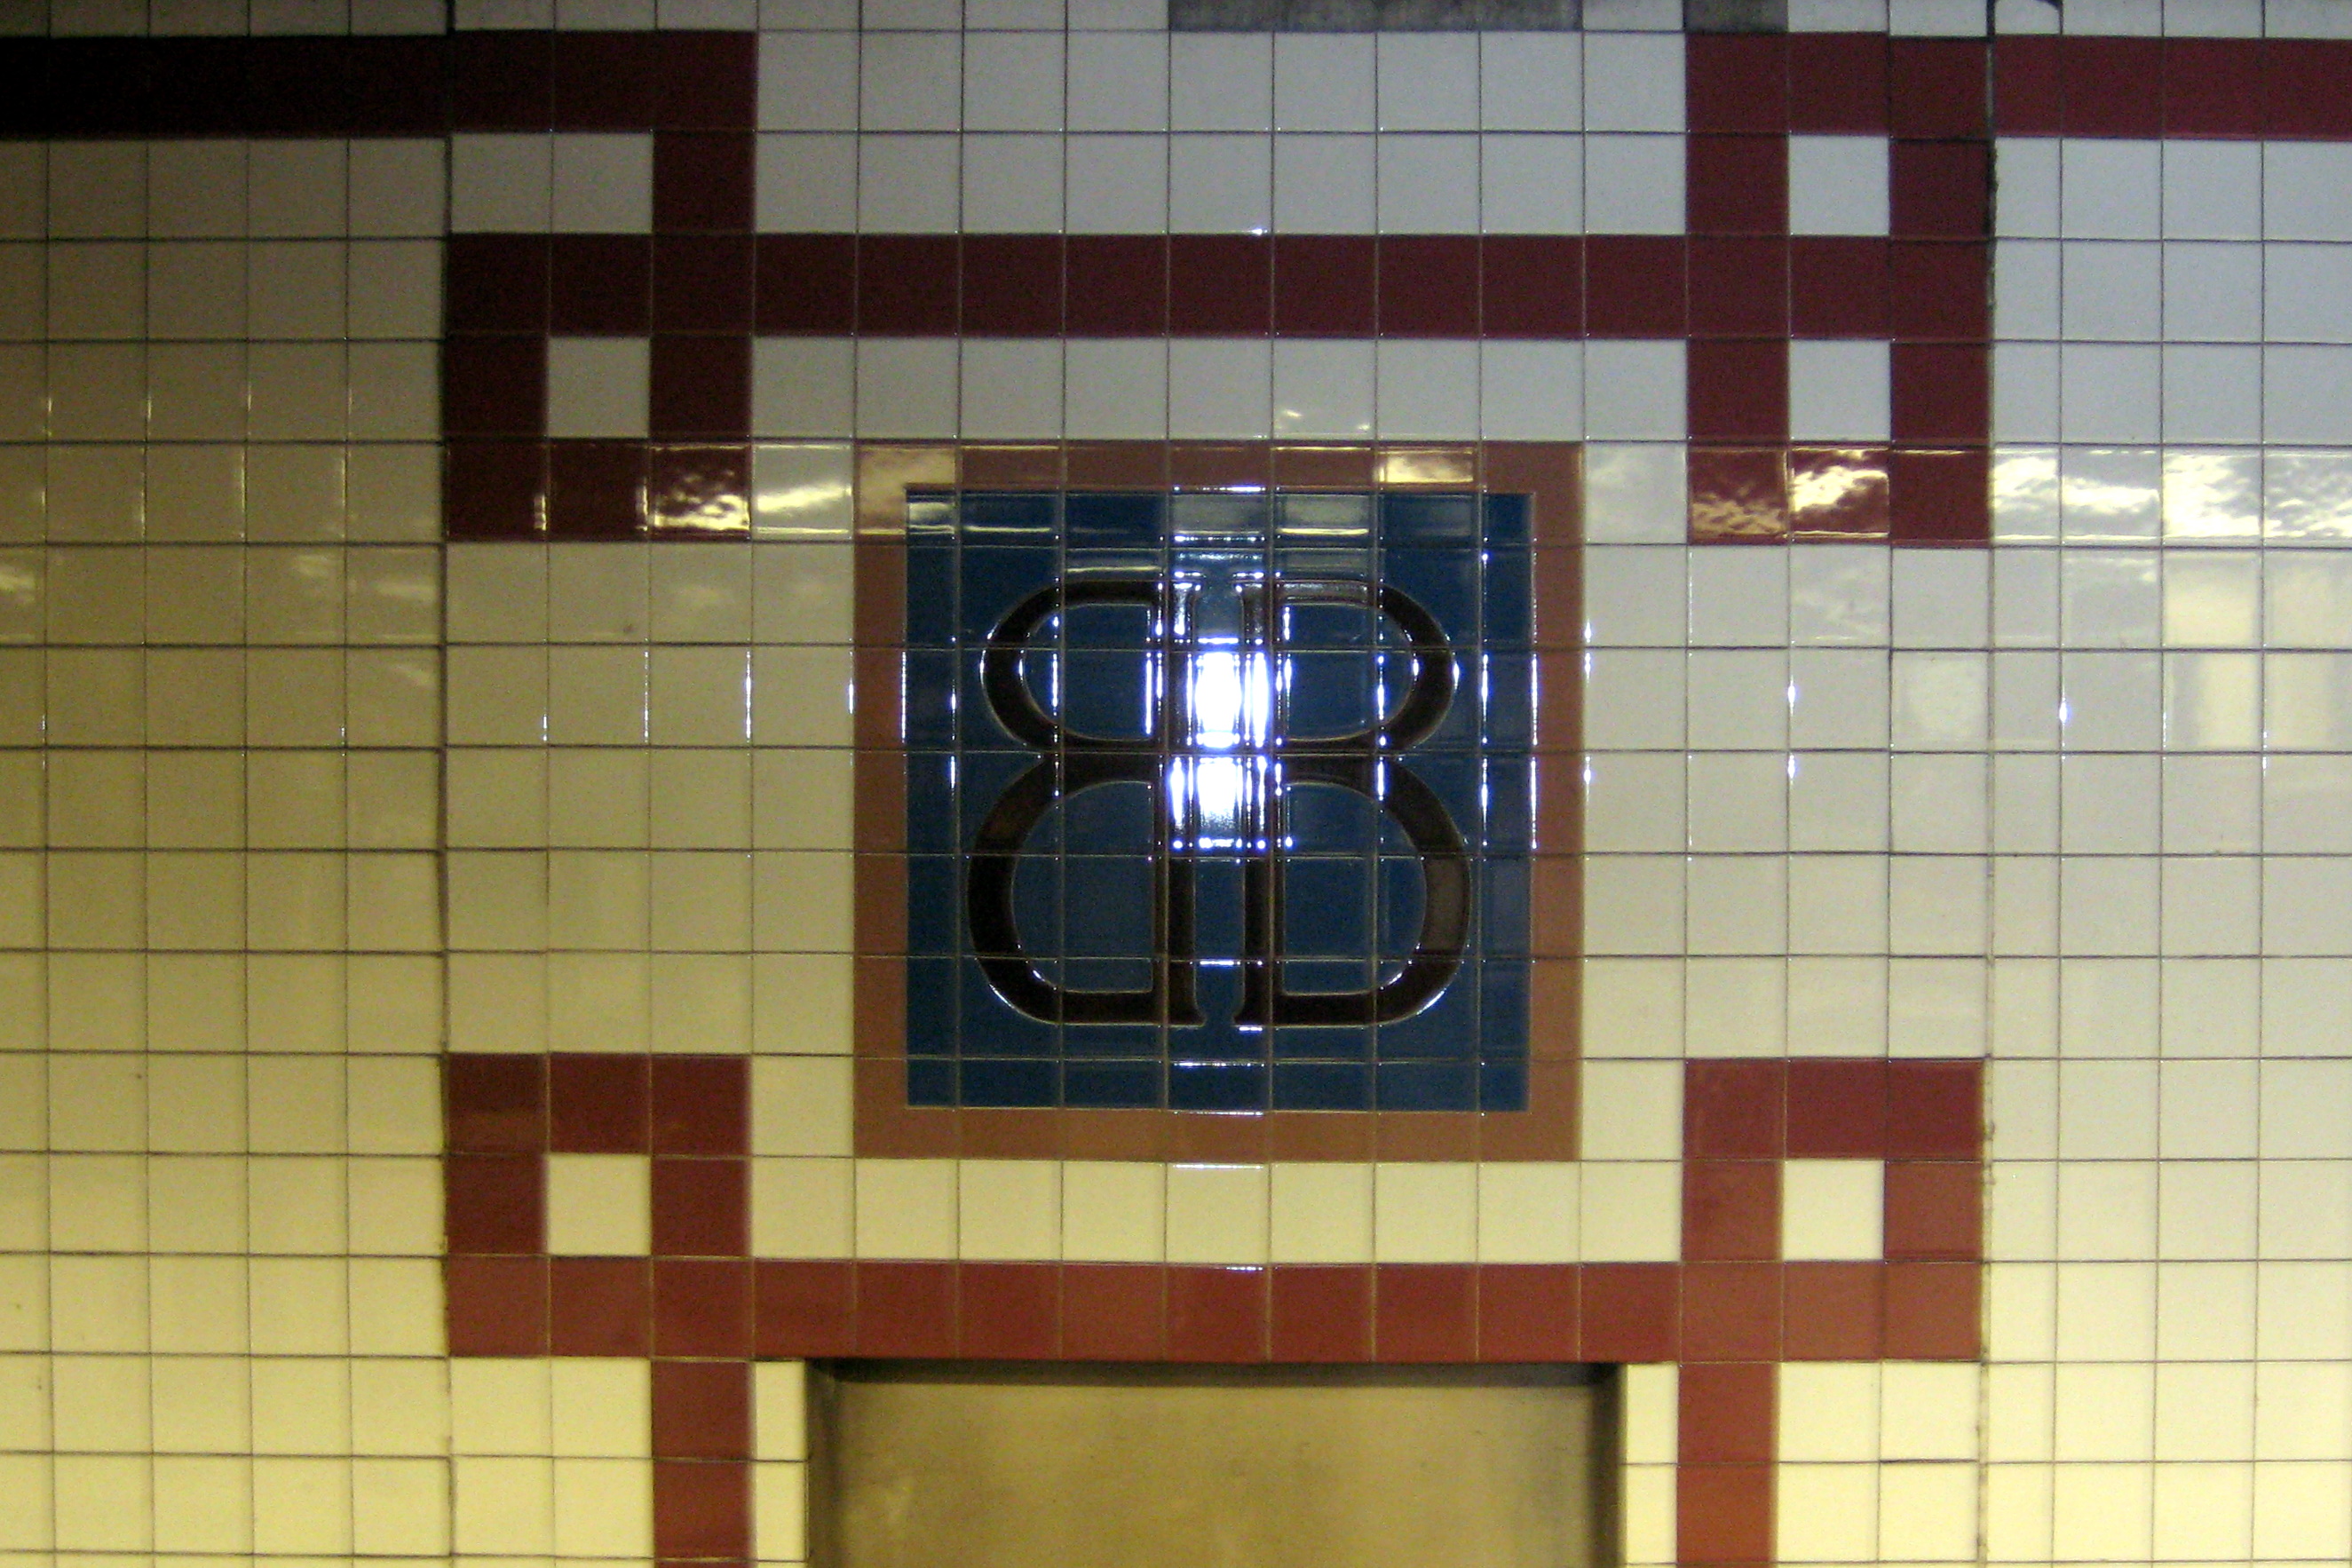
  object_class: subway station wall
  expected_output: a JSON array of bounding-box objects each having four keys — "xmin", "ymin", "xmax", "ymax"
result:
[{"xmin": 3, "ymin": 0, "xmax": 2352, "ymax": 1564}]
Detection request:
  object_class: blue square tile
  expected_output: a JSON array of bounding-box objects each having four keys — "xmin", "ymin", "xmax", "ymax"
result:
[{"xmin": 903, "ymin": 488, "xmax": 1536, "ymax": 1113}]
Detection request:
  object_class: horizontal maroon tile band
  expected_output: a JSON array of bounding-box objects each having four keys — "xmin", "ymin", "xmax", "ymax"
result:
[
  {"xmin": 447, "ymin": 232, "xmax": 1984, "ymax": 344},
  {"xmin": 8, "ymin": 31, "xmax": 2352, "ymax": 144},
  {"xmin": 0, "ymin": 29, "xmax": 755, "ymax": 139},
  {"xmin": 444, "ymin": 1256, "xmax": 1983, "ymax": 1365}
]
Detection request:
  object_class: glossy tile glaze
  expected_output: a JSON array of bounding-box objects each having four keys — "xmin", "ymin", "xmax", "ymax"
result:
[{"xmin": 2, "ymin": 0, "xmax": 2351, "ymax": 1564}]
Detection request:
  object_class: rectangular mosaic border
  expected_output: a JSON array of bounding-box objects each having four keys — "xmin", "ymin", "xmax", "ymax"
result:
[{"xmin": 848, "ymin": 440, "xmax": 1584, "ymax": 1163}]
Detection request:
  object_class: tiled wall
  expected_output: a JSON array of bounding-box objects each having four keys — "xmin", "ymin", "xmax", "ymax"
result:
[{"xmin": 6, "ymin": 0, "xmax": 2352, "ymax": 1565}]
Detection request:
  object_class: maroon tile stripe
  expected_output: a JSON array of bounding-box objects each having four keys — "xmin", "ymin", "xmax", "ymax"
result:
[{"xmin": 444, "ymin": 1052, "xmax": 1984, "ymax": 1568}]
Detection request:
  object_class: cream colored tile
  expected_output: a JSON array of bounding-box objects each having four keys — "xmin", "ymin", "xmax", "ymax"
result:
[
  {"xmin": 51, "ymin": 1353, "xmax": 150, "ymax": 1452},
  {"xmin": 1476, "ymin": 1163, "xmax": 1580, "ymax": 1263},
  {"xmin": 957, "ymin": 1159, "xmax": 1059, "ymax": 1262},
  {"xmin": 1578, "ymin": 1059, "xmax": 1682, "ymax": 1160},
  {"xmin": 854, "ymin": 1159, "xmax": 957, "ymax": 1258},
  {"xmin": 751, "ymin": 1156, "xmax": 854, "ymax": 1259},
  {"xmin": 1373, "ymin": 1162, "xmax": 1477, "ymax": 1263},
  {"xmin": 555, "ymin": 1456, "xmax": 651, "ymax": 1556},
  {"xmin": 552, "ymin": 1360, "xmax": 650, "ymax": 1459},
  {"xmin": 252, "ymin": 1357, "xmax": 349, "ymax": 1455},
  {"xmin": 352, "ymin": 1359, "xmax": 447, "ymax": 1458},
  {"xmin": 1165, "ymin": 1162, "xmax": 1268, "ymax": 1265},
  {"xmin": 545, "ymin": 1152, "xmax": 652, "ymax": 1255},
  {"xmin": 451, "ymin": 1359, "xmax": 552, "ymax": 1456},
  {"xmin": 755, "ymin": 1360, "xmax": 807, "ymax": 1463},
  {"xmin": 248, "ymin": 1255, "xmax": 346, "ymax": 1355},
  {"xmin": 1061, "ymin": 1160, "xmax": 1164, "ymax": 1263},
  {"xmin": 151, "ymin": 1356, "xmax": 249, "ymax": 1455},
  {"xmin": 453, "ymin": 1453, "xmax": 553, "ymax": 1556},
  {"xmin": 353, "ymin": 1454, "xmax": 452, "ymax": 1556},
  {"xmin": 154, "ymin": 1450, "xmax": 253, "ymax": 1554},
  {"xmin": 1779, "ymin": 1362, "xmax": 1881, "ymax": 1462},
  {"xmin": 1881, "ymin": 1362, "xmax": 1980, "ymax": 1461},
  {"xmin": 1268, "ymin": 1162, "xmax": 1371, "ymax": 1264},
  {"xmin": 1577, "ymin": 1162, "xmax": 1679, "ymax": 1263},
  {"xmin": 1782, "ymin": 1158, "xmax": 1885, "ymax": 1262}
]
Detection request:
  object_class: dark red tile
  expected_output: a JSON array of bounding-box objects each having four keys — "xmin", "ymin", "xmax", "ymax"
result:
[
  {"xmin": 242, "ymin": 38, "xmax": 344, "ymax": 136},
  {"xmin": 756, "ymin": 234, "xmax": 857, "ymax": 334},
  {"xmin": 1679, "ymin": 1362, "xmax": 1775, "ymax": 1464},
  {"xmin": 2269, "ymin": 40, "xmax": 2352, "ymax": 139},
  {"xmin": 1786, "ymin": 1060, "xmax": 1887, "ymax": 1159},
  {"xmin": 1889, "ymin": 344, "xmax": 1989, "ymax": 446},
  {"xmin": 1887, "ymin": 1060, "xmax": 1984, "ymax": 1158},
  {"xmin": 2164, "ymin": 38, "xmax": 2261, "ymax": 138},
  {"xmin": 550, "ymin": 1055, "xmax": 649, "ymax": 1154},
  {"xmin": 1886, "ymin": 1161, "xmax": 1983, "ymax": 1262},
  {"xmin": 1688, "ymin": 239, "xmax": 1786, "ymax": 338},
  {"xmin": 447, "ymin": 235, "xmax": 549, "ymax": 334},
  {"xmin": 653, "ymin": 235, "xmax": 754, "ymax": 332},
  {"xmin": 550, "ymin": 235, "xmax": 652, "ymax": 335},
  {"xmin": 1889, "ymin": 447, "xmax": 1991, "ymax": 545},
  {"xmin": 1378, "ymin": 236, "xmax": 1477, "ymax": 338},
  {"xmin": 1268, "ymin": 1267, "xmax": 1370, "ymax": 1363},
  {"xmin": 1066, "ymin": 235, "xmax": 1167, "ymax": 336},
  {"xmin": 1477, "ymin": 1265, "xmax": 1578, "ymax": 1362},
  {"xmin": 1889, "ymin": 37, "xmax": 1989, "ymax": 139},
  {"xmin": 446, "ymin": 1153, "xmax": 542, "ymax": 1255},
  {"xmin": 551, "ymin": 1256, "xmax": 653, "ymax": 1358},
  {"xmin": 1688, "ymin": 339, "xmax": 1786, "ymax": 444},
  {"xmin": 1682, "ymin": 1262, "xmax": 1780, "ymax": 1363},
  {"xmin": 1687, "ymin": 136, "xmax": 1787, "ymax": 236},
  {"xmin": 1783, "ymin": 1262, "xmax": 1882, "ymax": 1359},
  {"xmin": 649, "ymin": 444, "xmax": 750, "ymax": 537},
  {"xmin": 1273, "ymin": 235, "xmax": 1374, "ymax": 337},
  {"xmin": 1687, "ymin": 32, "xmax": 1786, "ymax": 134},
  {"xmin": 1890, "ymin": 141, "xmax": 1990, "ymax": 240},
  {"xmin": 1374, "ymin": 1265, "xmax": 1476, "ymax": 1363},
  {"xmin": 1683, "ymin": 1161, "xmax": 1779, "ymax": 1262},
  {"xmin": 341, "ymin": 36, "xmax": 447, "ymax": 138},
  {"xmin": 546, "ymin": 440, "xmax": 646, "ymax": 540},
  {"xmin": 2062, "ymin": 35, "xmax": 2163, "ymax": 137},
  {"xmin": 1889, "ymin": 242, "xmax": 1989, "ymax": 340},
  {"xmin": 1788, "ymin": 32, "xmax": 1888, "ymax": 134},
  {"xmin": 443, "ymin": 337, "xmax": 546, "ymax": 439},
  {"xmin": 1884, "ymin": 1263, "xmax": 1980, "ymax": 1359},
  {"xmin": 1584, "ymin": 237, "xmax": 1684, "ymax": 338},
  {"xmin": 653, "ymin": 1461, "xmax": 749, "ymax": 1559},
  {"xmin": 1685, "ymin": 1063, "xmax": 1783, "ymax": 1160},
  {"xmin": 1992, "ymin": 36, "xmax": 2062, "ymax": 136},
  {"xmin": 650, "ymin": 336, "xmax": 750, "ymax": 440},
  {"xmin": 1677, "ymin": 1462, "xmax": 1773, "ymax": 1565},
  {"xmin": 447, "ymin": 1255, "xmax": 548, "ymax": 1357},
  {"xmin": 1790, "ymin": 237, "xmax": 1888, "ymax": 338},
  {"xmin": 444, "ymin": 442, "xmax": 546, "ymax": 542},
  {"xmin": 1580, "ymin": 1263, "xmax": 1678, "ymax": 1362},
  {"xmin": 755, "ymin": 1261, "xmax": 856, "ymax": 1358},
  {"xmin": 1167, "ymin": 1267, "xmax": 1266, "ymax": 1362},
  {"xmin": 652, "ymin": 1159, "xmax": 747, "ymax": 1257},
  {"xmin": 1062, "ymin": 1265, "xmax": 1165, "ymax": 1360},
  {"xmin": 653, "ymin": 1058, "xmax": 748, "ymax": 1155},
  {"xmin": 655, "ymin": 131, "xmax": 753, "ymax": 233},
  {"xmin": 859, "ymin": 235, "xmax": 959, "ymax": 334},
  {"xmin": 962, "ymin": 234, "xmax": 1064, "ymax": 336},
  {"xmin": 447, "ymin": 1056, "xmax": 547, "ymax": 1153},
  {"xmin": 655, "ymin": 1258, "xmax": 753, "ymax": 1358},
  {"xmin": 552, "ymin": 32, "xmax": 655, "ymax": 131},
  {"xmin": 1790, "ymin": 447, "xmax": 1890, "ymax": 539},
  {"xmin": 1481, "ymin": 236, "xmax": 1580, "ymax": 339},
  {"xmin": 1168, "ymin": 234, "xmax": 1271, "ymax": 336},
  {"xmin": 452, "ymin": 29, "xmax": 552, "ymax": 131},
  {"xmin": 653, "ymin": 1360, "xmax": 751, "ymax": 1460},
  {"xmin": 959, "ymin": 1264, "xmax": 1060, "ymax": 1358},
  {"xmin": 856, "ymin": 1263, "xmax": 957, "ymax": 1358},
  {"xmin": 658, "ymin": 31, "xmax": 758, "ymax": 131},
  {"xmin": 1688, "ymin": 447, "xmax": 1789, "ymax": 543}
]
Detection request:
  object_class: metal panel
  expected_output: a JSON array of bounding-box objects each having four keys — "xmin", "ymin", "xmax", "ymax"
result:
[{"xmin": 810, "ymin": 1363, "xmax": 1616, "ymax": 1568}]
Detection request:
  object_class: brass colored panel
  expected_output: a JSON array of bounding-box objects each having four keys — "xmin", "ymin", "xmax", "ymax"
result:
[{"xmin": 811, "ymin": 1363, "xmax": 1615, "ymax": 1568}]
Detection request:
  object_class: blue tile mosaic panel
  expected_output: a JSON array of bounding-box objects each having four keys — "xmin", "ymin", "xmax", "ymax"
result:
[{"xmin": 904, "ymin": 491, "xmax": 1534, "ymax": 1113}]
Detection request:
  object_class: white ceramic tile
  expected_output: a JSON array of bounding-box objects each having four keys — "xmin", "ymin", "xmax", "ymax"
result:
[{"xmin": 1788, "ymin": 135, "xmax": 1889, "ymax": 237}]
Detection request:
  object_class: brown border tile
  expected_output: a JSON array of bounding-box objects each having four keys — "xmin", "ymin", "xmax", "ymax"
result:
[{"xmin": 850, "ymin": 442, "xmax": 1582, "ymax": 1162}]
